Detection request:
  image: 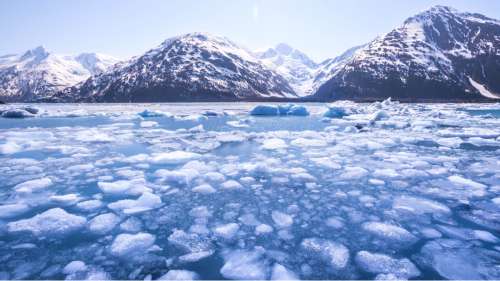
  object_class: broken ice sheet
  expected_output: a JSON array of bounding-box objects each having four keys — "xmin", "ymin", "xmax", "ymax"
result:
[{"xmin": 0, "ymin": 102, "xmax": 499, "ymax": 279}]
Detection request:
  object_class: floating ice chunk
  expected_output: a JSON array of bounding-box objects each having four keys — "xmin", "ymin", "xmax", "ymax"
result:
[
  {"xmin": 120, "ymin": 217, "xmax": 143, "ymax": 233},
  {"xmin": 323, "ymin": 106, "xmax": 348, "ymax": 118},
  {"xmin": 137, "ymin": 109, "xmax": 169, "ymax": 118},
  {"xmin": 355, "ymin": 251, "xmax": 420, "ymax": 279},
  {"xmin": 255, "ymin": 224, "xmax": 274, "ymax": 235},
  {"xmin": 448, "ymin": 175, "xmax": 487, "ymax": 189},
  {"xmin": 140, "ymin": 121, "xmax": 158, "ymax": 128},
  {"xmin": 420, "ymin": 228, "xmax": 442, "ymax": 239},
  {"xmin": 221, "ymin": 180, "xmax": 243, "ymax": 190},
  {"xmin": 370, "ymin": 110, "xmax": 389, "ymax": 122},
  {"xmin": 76, "ymin": 200, "xmax": 103, "ymax": 212},
  {"xmin": 271, "ymin": 263, "xmax": 299, "ymax": 280},
  {"xmin": 192, "ymin": 183, "xmax": 216, "ymax": 194},
  {"xmin": 437, "ymin": 137, "xmax": 462, "ymax": 148},
  {"xmin": 473, "ymin": 230, "xmax": 499, "ymax": 243},
  {"xmin": 250, "ymin": 105, "xmax": 279, "ymax": 116},
  {"xmin": 220, "ymin": 249, "xmax": 268, "ymax": 280},
  {"xmin": 62, "ymin": 261, "xmax": 87, "ymax": 275},
  {"xmin": 50, "ymin": 194, "xmax": 80, "ymax": 205},
  {"xmin": 362, "ymin": 222, "xmax": 417, "ymax": 243},
  {"xmin": 290, "ymin": 138, "xmax": 327, "ymax": 147},
  {"xmin": 301, "ymin": 238, "xmax": 350, "ymax": 270},
  {"xmin": 262, "ymin": 138, "xmax": 288, "ymax": 150},
  {"xmin": 15, "ymin": 177, "xmax": 53, "ymax": 193},
  {"xmin": 88, "ymin": 213, "xmax": 121, "ymax": 235},
  {"xmin": 0, "ymin": 203, "xmax": 30, "ymax": 219},
  {"xmin": 213, "ymin": 223, "xmax": 240, "ymax": 239},
  {"xmin": 159, "ymin": 270, "xmax": 199, "ymax": 280},
  {"xmin": 109, "ymin": 232, "xmax": 156, "ymax": 257},
  {"xmin": 393, "ymin": 196, "xmax": 451, "ymax": 215},
  {"xmin": 272, "ymin": 211, "xmax": 294, "ymax": 228},
  {"xmin": 417, "ymin": 239, "xmax": 494, "ymax": 279},
  {"xmin": 0, "ymin": 142, "xmax": 22, "ymax": 154},
  {"xmin": 8, "ymin": 208, "xmax": 86, "ymax": 237},
  {"xmin": 67, "ymin": 164, "xmax": 94, "ymax": 173},
  {"xmin": 287, "ymin": 105, "xmax": 309, "ymax": 116},
  {"xmin": 151, "ymin": 151, "xmax": 202, "ymax": 165},
  {"xmin": 97, "ymin": 179, "xmax": 150, "ymax": 196},
  {"xmin": 1, "ymin": 108, "xmax": 35, "ymax": 118},
  {"xmin": 168, "ymin": 229, "xmax": 212, "ymax": 254},
  {"xmin": 204, "ymin": 172, "xmax": 226, "ymax": 183},
  {"xmin": 250, "ymin": 104, "xmax": 308, "ymax": 116},
  {"xmin": 189, "ymin": 206, "xmax": 212, "ymax": 218},
  {"xmin": 372, "ymin": 169, "xmax": 399, "ymax": 179},
  {"xmin": 179, "ymin": 250, "xmax": 214, "ymax": 263},
  {"xmin": 108, "ymin": 192, "xmax": 162, "ymax": 215},
  {"xmin": 338, "ymin": 167, "xmax": 369, "ymax": 180},
  {"xmin": 325, "ymin": 217, "xmax": 345, "ymax": 229}
]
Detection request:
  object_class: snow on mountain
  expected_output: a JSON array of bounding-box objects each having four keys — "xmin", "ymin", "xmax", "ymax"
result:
[
  {"xmin": 0, "ymin": 47, "xmax": 119, "ymax": 102},
  {"xmin": 312, "ymin": 6, "xmax": 500, "ymax": 101},
  {"xmin": 53, "ymin": 33, "xmax": 297, "ymax": 102},
  {"xmin": 255, "ymin": 43, "xmax": 318, "ymax": 96}
]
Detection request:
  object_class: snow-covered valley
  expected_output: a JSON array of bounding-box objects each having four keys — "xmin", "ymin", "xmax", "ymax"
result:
[{"xmin": 0, "ymin": 101, "xmax": 499, "ymax": 280}]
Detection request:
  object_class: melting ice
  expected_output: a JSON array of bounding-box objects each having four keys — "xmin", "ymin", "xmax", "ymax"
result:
[{"xmin": 0, "ymin": 101, "xmax": 499, "ymax": 280}]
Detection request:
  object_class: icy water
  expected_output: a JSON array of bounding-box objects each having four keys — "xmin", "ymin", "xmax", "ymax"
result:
[{"xmin": 0, "ymin": 102, "xmax": 499, "ymax": 280}]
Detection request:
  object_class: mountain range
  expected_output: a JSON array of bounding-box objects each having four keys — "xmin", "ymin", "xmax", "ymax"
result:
[{"xmin": 1, "ymin": 5, "xmax": 499, "ymax": 103}]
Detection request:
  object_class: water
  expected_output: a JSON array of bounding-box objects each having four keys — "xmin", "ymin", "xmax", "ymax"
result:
[{"xmin": 0, "ymin": 102, "xmax": 499, "ymax": 280}]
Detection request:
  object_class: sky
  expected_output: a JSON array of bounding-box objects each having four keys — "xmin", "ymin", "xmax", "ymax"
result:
[{"xmin": 1, "ymin": 0, "xmax": 499, "ymax": 62}]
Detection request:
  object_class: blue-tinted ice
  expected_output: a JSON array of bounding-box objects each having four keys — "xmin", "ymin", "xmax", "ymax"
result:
[{"xmin": 0, "ymin": 101, "xmax": 499, "ymax": 280}]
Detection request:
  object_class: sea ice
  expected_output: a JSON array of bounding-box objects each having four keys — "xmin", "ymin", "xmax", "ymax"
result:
[
  {"xmin": 271, "ymin": 263, "xmax": 299, "ymax": 280},
  {"xmin": 0, "ymin": 203, "xmax": 30, "ymax": 219},
  {"xmin": 261, "ymin": 138, "xmax": 288, "ymax": 150},
  {"xmin": 220, "ymin": 249, "xmax": 268, "ymax": 280},
  {"xmin": 109, "ymin": 232, "xmax": 156, "ymax": 257},
  {"xmin": 362, "ymin": 221, "xmax": 417, "ymax": 243},
  {"xmin": 213, "ymin": 223, "xmax": 240, "ymax": 239},
  {"xmin": 355, "ymin": 251, "xmax": 420, "ymax": 279},
  {"xmin": 151, "ymin": 151, "xmax": 202, "ymax": 164},
  {"xmin": 7, "ymin": 208, "xmax": 87, "ymax": 237},
  {"xmin": 15, "ymin": 177, "xmax": 53, "ymax": 193},
  {"xmin": 88, "ymin": 213, "xmax": 121, "ymax": 235},
  {"xmin": 62, "ymin": 261, "xmax": 87, "ymax": 275},
  {"xmin": 301, "ymin": 238, "xmax": 350, "ymax": 270},
  {"xmin": 271, "ymin": 211, "xmax": 294, "ymax": 228},
  {"xmin": 159, "ymin": 270, "xmax": 199, "ymax": 280}
]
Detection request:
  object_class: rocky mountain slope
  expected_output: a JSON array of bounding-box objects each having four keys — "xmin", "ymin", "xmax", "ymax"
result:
[
  {"xmin": 52, "ymin": 33, "xmax": 297, "ymax": 102},
  {"xmin": 0, "ymin": 47, "xmax": 118, "ymax": 102},
  {"xmin": 312, "ymin": 6, "xmax": 500, "ymax": 102}
]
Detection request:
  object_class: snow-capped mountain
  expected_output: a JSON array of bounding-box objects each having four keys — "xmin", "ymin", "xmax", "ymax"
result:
[
  {"xmin": 53, "ymin": 33, "xmax": 297, "ymax": 102},
  {"xmin": 0, "ymin": 47, "xmax": 118, "ymax": 102},
  {"xmin": 312, "ymin": 6, "xmax": 500, "ymax": 101},
  {"xmin": 255, "ymin": 43, "xmax": 318, "ymax": 96}
]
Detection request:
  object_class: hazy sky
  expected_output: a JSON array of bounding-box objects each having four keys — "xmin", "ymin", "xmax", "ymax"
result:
[{"xmin": 1, "ymin": 0, "xmax": 499, "ymax": 62}]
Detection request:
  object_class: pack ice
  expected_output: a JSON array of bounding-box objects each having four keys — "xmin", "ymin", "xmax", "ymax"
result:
[{"xmin": 0, "ymin": 101, "xmax": 499, "ymax": 280}]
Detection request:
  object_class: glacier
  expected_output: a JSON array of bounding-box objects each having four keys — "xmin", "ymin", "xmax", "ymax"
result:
[{"xmin": 0, "ymin": 101, "xmax": 499, "ymax": 280}]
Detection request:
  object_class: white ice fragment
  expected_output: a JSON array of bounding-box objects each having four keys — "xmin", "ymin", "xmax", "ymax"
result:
[
  {"xmin": 108, "ymin": 192, "xmax": 162, "ymax": 215},
  {"xmin": 473, "ymin": 230, "xmax": 499, "ymax": 243},
  {"xmin": 151, "ymin": 151, "xmax": 202, "ymax": 165},
  {"xmin": 301, "ymin": 238, "xmax": 349, "ymax": 270},
  {"xmin": 0, "ymin": 204, "xmax": 30, "ymax": 219},
  {"xmin": 272, "ymin": 211, "xmax": 294, "ymax": 228},
  {"xmin": 109, "ymin": 232, "xmax": 156, "ymax": 257},
  {"xmin": 88, "ymin": 213, "xmax": 121, "ymax": 235},
  {"xmin": 355, "ymin": 251, "xmax": 420, "ymax": 279},
  {"xmin": 140, "ymin": 121, "xmax": 158, "ymax": 128},
  {"xmin": 15, "ymin": 177, "xmax": 53, "ymax": 193},
  {"xmin": 159, "ymin": 270, "xmax": 199, "ymax": 280},
  {"xmin": 262, "ymin": 138, "xmax": 288, "ymax": 150},
  {"xmin": 290, "ymin": 138, "xmax": 327, "ymax": 147},
  {"xmin": 338, "ymin": 167, "xmax": 369, "ymax": 180},
  {"xmin": 192, "ymin": 183, "xmax": 216, "ymax": 194},
  {"xmin": 178, "ymin": 251, "xmax": 214, "ymax": 263},
  {"xmin": 7, "ymin": 208, "xmax": 86, "ymax": 237},
  {"xmin": 255, "ymin": 224, "xmax": 274, "ymax": 235},
  {"xmin": 220, "ymin": 249, "xmax": 268, "ymax": 280},
  {"xmin": 362, "ymin": 221, "xmax": 417, "ymax": 243},
  {"xmin": 97, "ymin": 179, "xmax": 150, "ymax": 196},
  {"xmin": 393, "ymin": 196, "xmax": 451, "ymax": 215},
  {"xmin": 213, "ymin": 223, "xmax": 240, "ymax": 239},
  {"xmin": 204, "ymin": 172, "xmax": 226, "ymax": 183},
  {"xmin": 50, "ymin": 194, "xmax": 80, "ymax": 205},
  {"xmin": 448, "ymin": 175, "xmax": 487, "ymax": 189},
  {"xmin": 76, "ymin": 200, "xmax": 103, "ymax": 212},
  {"xmin": 221, "ymin": 180, "xmax": 243, "ymax": 190},
  {"xmin": 62, "ymin": 261, "xmax": 87, "ymax": 275},
  {"xmin": 0, "ymin": 142, "xmax": 22, "ymax": 154},
  {"xmin": 271, "ymin": 263, "xmax": 299, "ymax": 280}
]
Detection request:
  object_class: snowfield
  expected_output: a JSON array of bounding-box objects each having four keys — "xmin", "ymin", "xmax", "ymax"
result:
[{"xmin": 0, "ymin": 101, "xmax": 499, "ymax": 280}]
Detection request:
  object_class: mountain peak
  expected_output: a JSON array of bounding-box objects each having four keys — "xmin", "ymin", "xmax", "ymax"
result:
[
  {"xmin": 274, "ymin": 43, "xmax": 294, "ymax": 55},
  {"xmin": 21, "ymin": 45, "xmax": 49, "ymax": 60}
]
